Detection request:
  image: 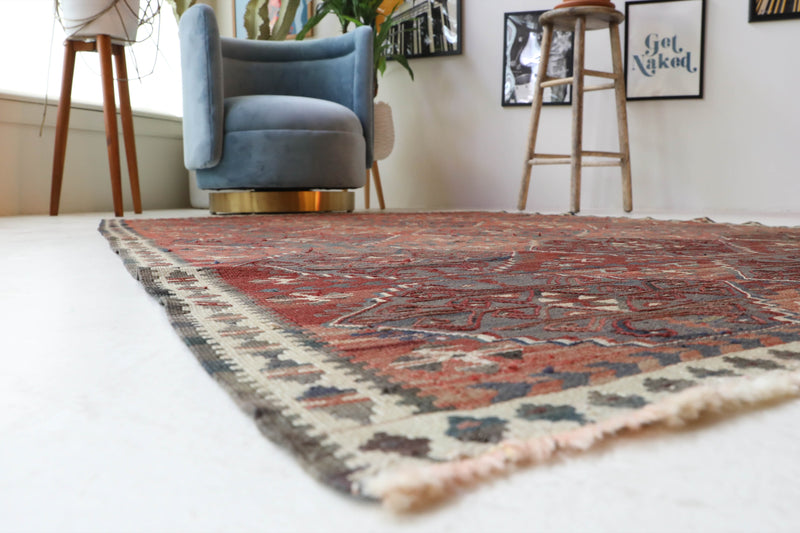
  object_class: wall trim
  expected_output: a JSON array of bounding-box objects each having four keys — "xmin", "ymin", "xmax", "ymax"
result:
[{"xmin": 0, "ymin": 91, "xmax": 182, "ymax": 138}]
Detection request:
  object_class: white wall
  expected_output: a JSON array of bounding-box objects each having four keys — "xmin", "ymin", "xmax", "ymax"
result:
[
  {"xmin": 366, "ymin": 0, "xmax": 800, "ymax": 217},
  {"xmin": 0, "ymin": 95, "xmax": 187, "ymax": 216},
  {"xmin": 6, "ymin": 1, "xmax": 797, "ymax": 217}
]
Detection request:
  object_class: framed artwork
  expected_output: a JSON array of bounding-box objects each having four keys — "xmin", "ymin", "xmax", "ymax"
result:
[
  {"xmin": 624, "ymin": 0, "xmax": 706, "ymax": 101},
  {"xmin": 502, "ymin": 10, "xmax": 574, "ymax": 107},
  {"xmin": 749, "ymin": 0, "xmax": 800, "ymax": 22},
  {"xmin": 386, "ymin": 0, "xmax": 462, "ymax": 59},
  {"xmin": 233, "ymin": 0, "xmax": 313, "ymax": 39}
]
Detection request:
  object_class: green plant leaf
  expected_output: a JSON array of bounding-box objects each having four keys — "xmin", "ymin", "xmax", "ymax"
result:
[
  {"xmin": 392, "ymin": 53, "xmax": 414, "ymax": 80},
  {"xmin": 163, "ymin": 0, "xmax": 197, "ymax": 21},
  {"xmin": 243, "ymin": 0, "xmax": 275, "ymax": 40},
  {"xmin": 295, "ymin": 0, "xmax": 414, "ymax": 82},
  {"xmin": 270, "ymin": 0, "xmax": 302, "ymax": 40},
  {"xmin": 296, "ymin": 4, "xmax": 331, "ymax": 40}
]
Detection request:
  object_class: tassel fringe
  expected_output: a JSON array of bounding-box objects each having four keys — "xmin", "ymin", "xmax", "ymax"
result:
[{"xmin": 374, "ymin": 371, "xmax": 800, "ymax": 512}]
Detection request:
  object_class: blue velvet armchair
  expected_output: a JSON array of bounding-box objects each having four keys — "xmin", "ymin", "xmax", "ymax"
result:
[{"xmin": 179, "ymin": 4, "xmax": 373, "ymax": 212}]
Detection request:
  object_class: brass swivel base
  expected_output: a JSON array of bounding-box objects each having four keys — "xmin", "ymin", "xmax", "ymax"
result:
[{"xmin": 209, "ymin": 190, "xmax": 355, "ymax": 214}]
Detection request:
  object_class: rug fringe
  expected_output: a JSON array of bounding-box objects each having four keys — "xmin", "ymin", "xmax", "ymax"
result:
[{"xmin": 373, "ymin": 371, "xmax": 800, "ymax": 512}]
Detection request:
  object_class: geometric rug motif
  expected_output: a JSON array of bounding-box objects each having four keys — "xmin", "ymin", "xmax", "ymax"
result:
[{"xmin": 100, "ymin": 212, "xmax": 800, "ymax": 510}]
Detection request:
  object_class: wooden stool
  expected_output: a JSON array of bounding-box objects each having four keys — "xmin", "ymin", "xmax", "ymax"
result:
[
  {"xmin": 50, "ymin": 35, "xmax": 142, "ymax": 217},
  {"xmin": 518, "ymin": 6, "xmax": 632, "ymax": 214}
]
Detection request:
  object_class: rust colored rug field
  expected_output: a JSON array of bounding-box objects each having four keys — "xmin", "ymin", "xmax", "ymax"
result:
[{"xmin": 100, "ymin": 212, "xmax": 800, "ymax": 510}]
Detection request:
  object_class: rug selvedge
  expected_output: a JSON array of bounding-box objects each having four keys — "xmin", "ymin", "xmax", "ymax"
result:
[{"xmin": 99, "ymin": 212, "xmax": 800, "ymax": 510}]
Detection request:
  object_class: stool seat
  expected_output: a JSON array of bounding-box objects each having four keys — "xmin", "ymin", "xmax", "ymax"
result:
[
  {"xmin": 518, "ymin": 7, "xmax": 632, "ymax": 214},
  {"xmin": 542, "ymin": 6, "xmax": 624, "ymax": 30}
]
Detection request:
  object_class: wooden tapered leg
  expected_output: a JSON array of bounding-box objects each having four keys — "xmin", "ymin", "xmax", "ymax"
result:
[
  {"xmin": 518, "ymin": 24, "xmax": 555, "ymax": 211},
  {"xmin": 371, "ymin": 161, "xmax": 386, "ymax": 210},
  {"xmin": 113, "ymin": 44, "xmax": 142, "ymax": 214},
  {"xmin": 50, "ymin": 41, "xmax": 77, "ymax": 216},
  {"xmin": 97, "ymin": 35, "xmax": 124, "ymax": 217},
  {"xmin": 570, "ymin": 16, "xmax": 586, "ymax": 215},
  {"xmin": 364, "ymin": 168, "xmax": 371, "ymax": 209},
  {"xmin": 609, "ymin": 23, "xmax": 632, "ymax": 212}
]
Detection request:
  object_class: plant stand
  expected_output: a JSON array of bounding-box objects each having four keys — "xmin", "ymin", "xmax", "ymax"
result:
[{"xmin": 50, "ymin": 35, "xmax": 141, "ymax": 217}]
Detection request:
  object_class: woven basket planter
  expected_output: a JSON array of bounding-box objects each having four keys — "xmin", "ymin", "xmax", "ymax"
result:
[{"xmin": 373, "ymin": 101, "xmax": 395, "ymax": 161}]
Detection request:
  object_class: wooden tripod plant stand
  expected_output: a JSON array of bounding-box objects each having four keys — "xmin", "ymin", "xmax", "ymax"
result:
[
  {"xmin": 518, "ymin": 6, "xmax": 632, "ymax": 214},
  {"xmin": 50, "ymin": 35, "xmax": 142, "ymax": 217}
]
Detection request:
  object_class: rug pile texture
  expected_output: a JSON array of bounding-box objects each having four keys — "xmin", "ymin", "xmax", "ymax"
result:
[{"xmin": 100, "ymin": 212, "xmax": 800, "ymax": 510}]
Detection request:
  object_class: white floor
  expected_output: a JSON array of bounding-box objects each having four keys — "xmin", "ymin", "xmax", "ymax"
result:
[{"xmin": 3, "ymin": 209, "xmax": 800, "ymax": 533}]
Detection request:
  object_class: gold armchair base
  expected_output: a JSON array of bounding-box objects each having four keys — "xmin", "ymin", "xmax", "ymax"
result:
[{"xmin": 209, "ymin": 190, "xmax": 355, "ymax": 214}]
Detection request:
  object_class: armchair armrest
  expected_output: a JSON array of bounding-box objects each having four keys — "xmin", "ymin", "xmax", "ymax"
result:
[{"xmin": 179, "ymin": 4, "xmax": 224, "ymax": 170}]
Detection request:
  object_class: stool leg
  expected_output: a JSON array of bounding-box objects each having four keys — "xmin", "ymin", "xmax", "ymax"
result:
[
  {"xmin": 97, "ymin": 35, "xmax": 124, "ymax": 217},
  {"xmin": 609, "ymin": 23, "xmax": 633, "ymax": 212},
  {"xmin": 364, "ymin": 168, "xmax": 371, "ymax": 209},
  {"xmin": 50, "ymin": 41, "xmax": 77, "ymax": 216},
  {"xmin": 113, "ymin": 44, "xmax": 142, "ymax": 214},
  {"xmin": 570, "ymin": 16, "xmax": 587, "ymax": 214},
  {"xmin": 371, "ymin": 161, "xmax": 386, "ymax": 210},
  {"xmin": 518, "ymin": 24, "xmax": 554, "ymax": 211}
]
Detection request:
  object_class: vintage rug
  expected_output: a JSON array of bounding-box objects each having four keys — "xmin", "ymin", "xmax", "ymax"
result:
[{"xmin": 100, "ymin": 212, "xmax": 800, "ymax": 511}]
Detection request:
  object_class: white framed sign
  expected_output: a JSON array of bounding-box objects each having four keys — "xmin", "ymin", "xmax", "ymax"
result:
[{"xmin": 624, "ymin": 0, "xmax": 706, "ymax": 100}]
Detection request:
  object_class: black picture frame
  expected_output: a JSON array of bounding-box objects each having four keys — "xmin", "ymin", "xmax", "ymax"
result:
[
  {"xmin": 749, "ymin": 0, "xmax": 800, "ymax": 22},
  {"xmin": 501, "ymin": 10, "xmax": 574, "ymax": 107},
  {"xmin": 387, "ymin": 1, "xmax": 462, "ymax": 60},
  {"xmin": 624, "ymin": 0, "xmax": 706, "ymax": 101}
]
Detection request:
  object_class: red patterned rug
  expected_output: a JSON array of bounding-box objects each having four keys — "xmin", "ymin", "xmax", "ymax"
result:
[{"xmin": 100, "ymin": 212, "xmax": 800, "ymax": 510}]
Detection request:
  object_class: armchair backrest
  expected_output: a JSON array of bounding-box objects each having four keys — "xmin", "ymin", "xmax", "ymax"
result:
[{"xmin": 221, "ymin": 27, "xmax": 374, "ymax": 166}]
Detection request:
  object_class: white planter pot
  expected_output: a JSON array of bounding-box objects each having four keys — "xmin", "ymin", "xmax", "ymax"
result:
[
  {"xmin": 188, "ymin": 170, "xmax": 210, "ymax": 209},
  {"xmin": 373, "ymin": 101, "xmax": 395, "ymax": 161},
  {"xmin": 59, "ymin": 0, "xmax": 141, "ymax": 42}
]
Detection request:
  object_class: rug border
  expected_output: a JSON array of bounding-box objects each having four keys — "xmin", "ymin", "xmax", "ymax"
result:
[{"xmin": 369, "ymin": 367, "xmax": 800, "ymax": 511}]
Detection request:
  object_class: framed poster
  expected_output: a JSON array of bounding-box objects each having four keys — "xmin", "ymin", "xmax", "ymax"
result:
[
  {"xmin": 624, "ymin": 0, "xmax": 706, "ymax": 100},
  {"xmin": 502, "ymin": 10, "xmax": 574, "ymax": 107},
  {"xmin": 386, "ymin": 0, "xmax": 462, "ymax": 59},
  {"xmin": 233, "ymin": 0, "xmax": 313, "ymax": 39},
  {"xmin": 749, "ymin": 0, "xmax": 800, "ymax": 22}
]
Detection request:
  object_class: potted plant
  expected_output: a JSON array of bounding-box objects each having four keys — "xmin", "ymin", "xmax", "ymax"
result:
[
  {"xmin": 296, "ymin": 0, "xmax": 414, "ymax": 89},
  {"xmin": 165, "ymin": 0, "xmax": 304, "ymax": 40},
  {"xmin": 295, "ymin": 1, "xmax": 415, "ymax": 208},
  {"xmin": 57, "ymin": 0, "xmax": 144, "ymax": 42}
]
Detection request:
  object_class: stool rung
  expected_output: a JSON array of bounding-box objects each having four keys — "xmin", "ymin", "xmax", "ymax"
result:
[
  {"xmin": 585, "ymin": 83, "xmax": 617, "ymax": 92},
  {"xmin": 540, "ymin": 76, "xmax": 573, "ymax": 88},
  {"xmin": 584, "ymin": 69, "xmax": 616, "ymax": 79},
  {"xmin": 529, "ymin": 151, "xmax": 625, "ymax": 167},
  {"xmin": 529, "ymin": 159, "xmax": 625, "ymax": 167},
  {"xmin": 584, "ymin": 151, "xmax": 625, "ymax": 158},
  {"xmin": 540, "ymin": 71, "xmax": 616, "ymax": 90},
  {"xmin": 530, "ymin": 158, "xmax": 572, "ymax": 165},
  {"xmin": 581, "ymin": 160, "xmax": 625, "ymax": 167},
  {"xmin": 533, "ymin": 153, "xmax": 571, "ymax": 159}
]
